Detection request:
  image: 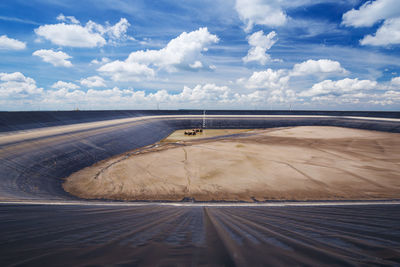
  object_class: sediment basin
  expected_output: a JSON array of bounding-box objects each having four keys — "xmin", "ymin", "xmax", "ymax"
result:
[
  {"xmin": 1, "ymin": 111, "xmax": 400, "ymax": 265},
  {"xmin": 1, "ymin": 111, "xmax": 400, "ymax": 201},
  {"xmin": 64, "ymin": 126, "xmax": 400, "ymax": 201}
]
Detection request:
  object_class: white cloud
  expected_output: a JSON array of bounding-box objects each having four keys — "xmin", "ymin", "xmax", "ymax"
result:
[
  {"xmin": 85, "ymin": 18, "xmax": 132, "ymax": 42},
  {"xmin": 0, "ymin": 35, "xmax": 26, "ymax": 50},
  {"xmin": 80, "ymin": 76, "xmax": 106, "ymax": 87},
  {"xmin": 174, "ymin": 84, "xmax": 233, "ymax": 103},
  {"xmin": 360, "ymin": 18, "xmax": 400, "ymax": 46},
  {"xmin": 368, "ymin": 99, "xmax": 393, "ymax": 105},
  {"xmin": 1, "ymin": 72, "xmax": 398, "ymax": 109},
  {"xmin": 240, "ymin": 68, "xmax": 289, "ymax": 90},
  {"xmin": 35, "ymin": 23, "xmax": 106, "ymax": 48},
  {"xmin": 33, "ymin": 49, "xmax": 73, "ymax": 67},
  {"xmin": 189, "ymin": 61, "xmax": 203, "ymax": 69},
  {"xmin": 235, "ymin": 0, "xmax": 287, "ymax": 32},
  {"xmin": 234, "ymin": 90, "xmax": 268, "ymax": 104},
  {"xmin": 106, "ymin": 18, "xmax": 132, "ymax": 41},
  {"xmin": 243, "ymin": 31, "xmax": 278, "ymax": 65},
  {"xmin": 51, "ymin": 81, "xmax": 80, "ymax": 90},
  {"xmin": 239, "ymin": 59, "xmax": 347, "ymax": 93},
  {"xmin": 0, "ymin": 72, "xmax": 43, "ymax": 98},
  {"xmin": 291, "ymin": 59, "xmax": 348, "ymax": 76},
  {"xmin": 268, "ymin": 89, "xmax": 297, "ymax": 103},
  {"xmin": 383, "ymin": 90, "xmax": 400, "ymax": 100},
  {"xmin": 90, "ymin": 57, "xmax": 110, "ymax": 65},
  {"xmin": 391, "ymin": 76, "xmax": 400, "ymax": 87},
  {"xmin": 237, "ymin": 58, "xmax": 350, "ymax": 103},
  {"xmin": 35, "ymin": 17, "xmax": 131, "ymax": 47},
  {"xmin": 300, "ymin": 78, "xmax": 377, "ymax": 97},
  {"xmin": 342, "ymin": 0, "xmax": 400, "ymax": 46},
  {"xmin": 39, "ymin": 83, "xmax": 234, "ymax": 108},
  {"xmin": 98, "ymin": 61, "xmax": 155, "ymax": 82},
  {"xmin": 57, "ymin": 13, "xmax": 80, "ymax": 24},
  {"xmin": 342, "ymin": 0, "xmax": 399, "ymax": 27},
  {"xmin": 39, "ymin": 82, "xmax": 284, "ymax": 109},
  {"xmin": 98, "ymin": 27, "xmax": 219, "ymax": 81}
]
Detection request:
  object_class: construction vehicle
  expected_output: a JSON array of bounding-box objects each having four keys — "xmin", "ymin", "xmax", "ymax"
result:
[{"xmin": 184, "ymin": 128, "xmax": 203, "ymax": 135}]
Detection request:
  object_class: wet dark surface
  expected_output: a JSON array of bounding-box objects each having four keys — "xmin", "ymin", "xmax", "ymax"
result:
[{"xmin": 0, "ymin": 204, "xmax": 399, "ymax": 266}]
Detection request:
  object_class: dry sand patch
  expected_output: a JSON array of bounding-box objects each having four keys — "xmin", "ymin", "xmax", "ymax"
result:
[{"xmin": 63, "ymin": 126, "xmax": 400, "ymax": 202}]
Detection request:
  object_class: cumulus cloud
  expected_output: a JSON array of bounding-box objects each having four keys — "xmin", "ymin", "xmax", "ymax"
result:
[
  {"xmin": 0, "ymin": 72, "xmax": 43, "ymax": 98},
  {"xmin": 238, "ymin": 59, "xmax": 348, "ymax": 99},
  {"xmin": 189, "ymin": 61, "xmax": 203, "ymax": 69},
  {"xmin": 291, "ymin": 59, "xmax": 348, "ymax": 76},
  {"xmin": 35, "ymin": 23, "xmax": 106, "ymax": 48},
  {"xmin": 56, "ymin": 13, "xmax": 79, "ymax": 24},
  {"xmin": 98, "ymin": 27, "xmax": 219, "ymax": 81},
  {"xmin": 105, "ymin": 18, "xmax": 132, "ymax": 41},
  {"xmin": 239, "ymin": 68, "xmax": 289, "ymax": 90},
  {"xmin": 39, "ymin": 83, "xmax": 234, "ymax": 108},
  {"xmin": 39, "ymin": 82, "xmax": 283, "ymax": 109},
  {"xmin": 35, "ymin": 16, "xmax": 131, "ymax": 47},
  {"xmin": 0, "ymin": 35, "xmax": 26, "ymax": 50},
  {"xmin": 98, "ymin": 61, "xmax": 155, "ymax": 82},
  {"xmin": 360, "ymin": 18, "xmax": 400, "ymax": 46},
  {"xmin": 268, "ymin": 89, "xmax": 297, "ymax": 103},
  {"xmin": 33, "ymin": 49, "xmax": 73, "ymax": 67},
  {"xmin": 391, "ymin": 76, "xmax": 400, "ymax": 87},
  {"xmin": 383, "ymin": 90, "xmax": 400, "ymax": 101},
  {"xmin": 342, "ymin": 0, "xmax": 399, "ymax": 27},
  {"xmin": 235, "ymin": 0, "xmax": 287, "ymax": 32},
  {"xmin": 51, "ymin": 81, "xmax": 80, "ymax": 90},
  {"xmin": 243, "ymin": 31, "xmax": 279, "ymax": 65},
  {"xmin": 91, "ymin": 57, "xmax": 110, "ymax": 65},
  {"xmin": 80, "ymin": 76, "xmax": 106, "ymax": 87},
  {"xmin": 342, "ymin": 0, "xmax": 400, "ymax": 46},
  {"xmin": 175, "ymin": 84, "xmax": 233, "ymax": 103},
  {"xmin": 1, "ymin": 71, "xmax": 398, "ymax": 109},
  {"xmin": 299, "ymin": 78, "xmax": 377, "ymax": 97}
]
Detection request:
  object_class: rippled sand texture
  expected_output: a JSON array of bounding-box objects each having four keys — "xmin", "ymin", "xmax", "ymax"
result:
[{"xmin": 63, "ymin": 126, "xmax": 400, "ymax": 201}]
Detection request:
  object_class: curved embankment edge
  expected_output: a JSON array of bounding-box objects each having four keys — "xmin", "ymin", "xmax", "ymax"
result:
[{"xmin": 1, "ymin": 113, "xmax": 400, "ymax": 202}]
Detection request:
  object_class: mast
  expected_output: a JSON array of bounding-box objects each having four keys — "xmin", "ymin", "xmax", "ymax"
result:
[{"xmin": 202, "ymin": 110, "xmax": 206, "ymax": 129}]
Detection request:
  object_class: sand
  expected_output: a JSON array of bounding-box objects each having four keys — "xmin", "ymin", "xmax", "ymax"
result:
[
  {"xmin": 63, "ymin": 126, "xmax": 400, "ymax": 202},
  {"xmin": 161, "ymin": 129, "xmax": 251, "ymax": 142}
]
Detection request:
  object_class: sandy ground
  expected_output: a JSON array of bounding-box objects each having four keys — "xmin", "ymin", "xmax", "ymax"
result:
[
  {"xmin": 161, "ymin": 129, "xmax": 251, "ymax": 142},
  {"xmin": 63, "ymin": 126, "xmax": 400, "ymax": 202}
]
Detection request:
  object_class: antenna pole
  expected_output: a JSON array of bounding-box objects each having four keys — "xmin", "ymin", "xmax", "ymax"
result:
[{"xmin": 202, "ymin": 110, "xmax": 206, "ymax": 129}]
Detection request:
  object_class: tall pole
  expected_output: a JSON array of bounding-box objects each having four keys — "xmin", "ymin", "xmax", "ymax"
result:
[{"xmin": 202, "ymin": 110, "xmax": 206, "ymax": 129}]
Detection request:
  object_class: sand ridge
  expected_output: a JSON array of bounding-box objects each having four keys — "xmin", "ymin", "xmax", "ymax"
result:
[{"xmin": 63, "ymin": 126, "xmax": 400, "ymax": 202}]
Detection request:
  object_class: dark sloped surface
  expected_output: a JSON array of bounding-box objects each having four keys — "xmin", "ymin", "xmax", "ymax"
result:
[
  {"xmin": 1, "ymin": 111, "xmax": 400, "ymax": 266},
  {"xmin": 1, "ymin": 114, "xmax": 400, "ymax": 201},
  {"xmin": 0, "ymin": 110, "xmax": 398, "ymax": 133},
  {"xmin": 0, "ymin": 204, "xmax": 399, "ymax": 266}
]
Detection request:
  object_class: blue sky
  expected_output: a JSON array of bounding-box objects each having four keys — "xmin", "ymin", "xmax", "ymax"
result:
[{"xmin": 0, "ymin": 0, "xmax": 400, "ymax": 110}]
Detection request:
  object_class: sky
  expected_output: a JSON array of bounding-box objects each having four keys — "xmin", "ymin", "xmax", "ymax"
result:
[{"xmin": 0, "ymin": 0, "xmax": 400, "ymax": 111}]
